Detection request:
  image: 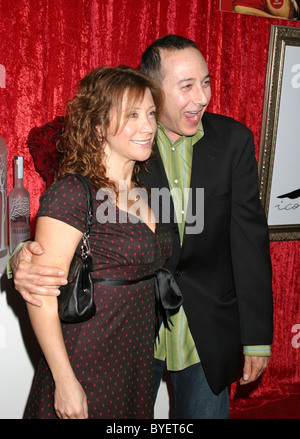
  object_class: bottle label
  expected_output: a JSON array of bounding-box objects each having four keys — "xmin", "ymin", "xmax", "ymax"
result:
[
  {"xmin": 9, "ymin": 196, "xmax": 30, "ymax": 221},
  {"xmin": 9, "ymin": 196, "xmax": 30, "ymax": 252},
  {"xmin": 9, "ymin": 217, "xmax": 30, "ymax": 253}
]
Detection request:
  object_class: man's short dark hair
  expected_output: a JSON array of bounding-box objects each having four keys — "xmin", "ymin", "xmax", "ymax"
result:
[{"xmin": 141, "ymin": 34, "xmax": 198, "ymax": 82}]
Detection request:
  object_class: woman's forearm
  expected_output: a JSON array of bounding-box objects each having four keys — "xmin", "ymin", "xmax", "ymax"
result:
[
  {"xmin": 27, "ymin": 298, "xmax": 88, "ymax": 419},
  {"xmin": 26, "ymin": 298, "xmax": 75, "ymax": 383},
  {"xmin": 234, "ymin": 5, "xmax": 276, "ymax": 17},
  {"xmin": 24, "ymin": 216, "xmax": 88, "ymax": 418},
  {"xmin": 26, "ymin": 216, "xmax": 82, "ymax": 382}
]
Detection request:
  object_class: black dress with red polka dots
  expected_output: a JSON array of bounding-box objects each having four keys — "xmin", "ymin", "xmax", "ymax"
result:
[{"xmin": 24, "ymin": 175, "xmax": 172, "ymax": 419}]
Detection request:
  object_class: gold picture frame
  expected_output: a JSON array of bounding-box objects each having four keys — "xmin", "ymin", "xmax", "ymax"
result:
[{"xmin": 258, "ymin": 25, "xmax": 300, "ymax": 241}]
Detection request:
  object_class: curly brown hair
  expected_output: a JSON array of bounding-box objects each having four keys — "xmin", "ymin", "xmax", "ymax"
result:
[{"xmin": 56, "ymin": 65, "xmax": 163, "ymax": 191}]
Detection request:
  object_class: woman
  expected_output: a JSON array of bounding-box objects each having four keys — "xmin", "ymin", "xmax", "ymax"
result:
[
  {"xmin": 24, "ymin": 66, "xmax": 172, "ymax": 419},
  {"xmin": 233, "ymin": 0, "xmax": 294, "ymax": 18}
]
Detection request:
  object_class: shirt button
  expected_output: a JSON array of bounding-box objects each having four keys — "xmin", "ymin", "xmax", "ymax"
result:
[
  {"xmin": 174, "ymin": 179, "xmax": 178, "ymax": 184},
  {"xmin": 171, "ymin": 147, "xmax": 175, "ymax": 151},
  {"xmin": 181, "ymin": 210, "xmax": 185, "ymax": 215}
]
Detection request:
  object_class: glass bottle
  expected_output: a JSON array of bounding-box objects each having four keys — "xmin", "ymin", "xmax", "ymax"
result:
[
  {"xmin": 0, "ymin": 137, "xmax": 8, "ymax": 257},
  {"xmin": 9, "ymin": 156, "xmax": 30, "ymax": 253}
]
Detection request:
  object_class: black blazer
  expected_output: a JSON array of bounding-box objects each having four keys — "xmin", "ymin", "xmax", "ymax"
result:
[{"xmin": 139, "ymin": 112, "xmax": 273, "ymax": 395}]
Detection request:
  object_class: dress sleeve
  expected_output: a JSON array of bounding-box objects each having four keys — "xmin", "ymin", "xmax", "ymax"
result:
[
  {"xmin": 232, "ymin": 0, "xmax": 267, "ymax": 11},
  {"xmin": 37, "ymin": 175, "xmax": 90, "ymax": 234}
]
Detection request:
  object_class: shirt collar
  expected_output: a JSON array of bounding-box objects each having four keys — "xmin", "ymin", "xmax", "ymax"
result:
[{"xmin": 157, "ymin": 121, "xmax": 204, "ymax": 148}]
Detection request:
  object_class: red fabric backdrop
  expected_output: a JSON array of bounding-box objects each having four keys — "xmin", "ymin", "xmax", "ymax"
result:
[{"xmin": 0, "ymin": 0, "xmax": 299, "ymax": 415}]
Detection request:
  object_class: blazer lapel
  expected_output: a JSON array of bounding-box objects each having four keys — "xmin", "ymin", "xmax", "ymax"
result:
[
  {"xmin": 140, "ymin": 144, "xmax": 177, "ymax": 225},
  {"xmin": 182, "ymin": 114, "xmax": 220, "ymax": 240},
  {"xmin": 140, "ymin": 114, "xmax": 219, "ymax": 243},
  {"xmin": 189, "ymin": 113, "xmax": 220, "ymax": 193}
]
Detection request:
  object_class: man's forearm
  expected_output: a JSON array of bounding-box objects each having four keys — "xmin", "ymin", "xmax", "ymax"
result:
[{"xmin": 6, "ymin": 241, "xmax": 25, "ymax": 278}]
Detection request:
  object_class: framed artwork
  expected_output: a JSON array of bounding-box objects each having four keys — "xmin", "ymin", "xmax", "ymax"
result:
[
  {"xmin": 219, "ymin": 1, "xmax": 300, "ymax": 20},
  {"xmin": 258, "ymin": 25, "xmax": 300, "ymax": 241}
]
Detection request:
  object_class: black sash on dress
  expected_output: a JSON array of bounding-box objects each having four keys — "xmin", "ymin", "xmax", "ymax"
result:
[{"xmin": 94, "ymin": 268, "xmax": 183, "ymax": 338}]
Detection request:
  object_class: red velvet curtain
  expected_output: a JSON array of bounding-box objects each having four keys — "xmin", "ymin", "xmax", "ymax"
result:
[{"xmin": 0, "ymin": 0, "xmax": 299, "ymax": 414}]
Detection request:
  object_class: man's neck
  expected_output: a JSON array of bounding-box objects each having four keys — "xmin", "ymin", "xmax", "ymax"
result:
[{"xmin": 158, "ymin": 123, "xmax": 181, "ymax": 143}]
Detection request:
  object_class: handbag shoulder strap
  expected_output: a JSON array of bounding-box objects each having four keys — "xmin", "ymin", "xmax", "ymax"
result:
[
  {"xmin": 73, "ymin": 174, "xmax": 94, "ymax": 234},
  {"xmin": 64, "ymin": 173, "xmax": 94, "ymax": 234},
  {"xmin": 63, "ymin": 174, "xmax": 94, "ymax": 268}
]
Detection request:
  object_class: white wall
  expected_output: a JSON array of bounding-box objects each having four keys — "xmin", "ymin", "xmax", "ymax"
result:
[
  {"xmin": 0, "ymin": 254, "xmax": 170, "ymax": 419},
  {"xmin": 0, "ymin": 254, "xmax": 42, "ymax": 419}
]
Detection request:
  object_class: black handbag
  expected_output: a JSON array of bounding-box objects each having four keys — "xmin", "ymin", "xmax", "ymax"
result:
[{"xmin": 58, "ymin": 174, "xmax": 96, "ymax": 323}]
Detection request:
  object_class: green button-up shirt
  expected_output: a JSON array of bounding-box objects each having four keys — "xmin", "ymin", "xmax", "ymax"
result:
[
  {"xmin": 154, "ymin": 123, "xmax": 203, "ymax": 370},
  {"xmin": 154, "ymin": 123, "xmax": 270, "ymax": 371}
]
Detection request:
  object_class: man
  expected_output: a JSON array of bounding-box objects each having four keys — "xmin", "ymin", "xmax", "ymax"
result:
[{"xmin": 9, "ymin": 35, "xmax": 273, "ymax": 419}]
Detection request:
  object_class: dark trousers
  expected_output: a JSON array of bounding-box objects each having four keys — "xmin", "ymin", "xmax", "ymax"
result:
[{"xmin": 154, "ymin": 359, "xmax": 229, "ymax": 419}]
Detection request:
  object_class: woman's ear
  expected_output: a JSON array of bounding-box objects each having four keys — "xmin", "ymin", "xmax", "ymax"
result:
[{"xmin": 95, "ymin": 125, "xmax": 104, "ymax": 142}]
